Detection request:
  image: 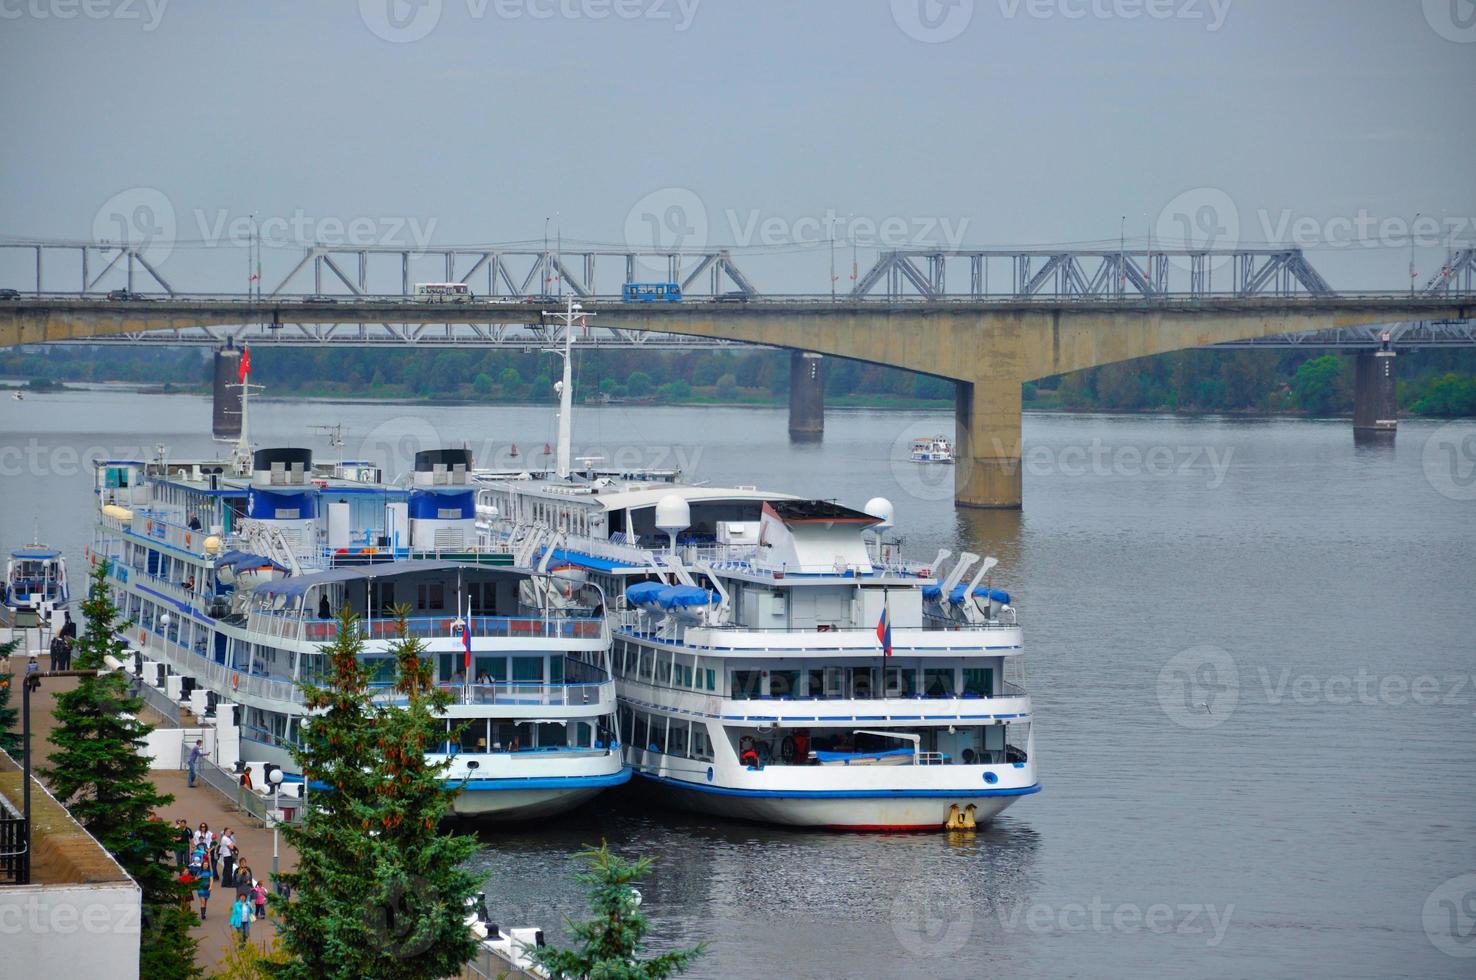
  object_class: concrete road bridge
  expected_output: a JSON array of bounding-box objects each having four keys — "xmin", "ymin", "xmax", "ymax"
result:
[{"xmin": 2, "ymin": 242, "xmax": 1473, "ymax": 508}]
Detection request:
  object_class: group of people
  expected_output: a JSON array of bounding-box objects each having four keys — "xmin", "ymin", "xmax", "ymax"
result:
[
  {"xmin": 173, "ymin": 819, "xmax": 274, "ymax": 944},
  {"xmin": 22, "ymin": 614, "xmax": 76, "ymax": 693}
]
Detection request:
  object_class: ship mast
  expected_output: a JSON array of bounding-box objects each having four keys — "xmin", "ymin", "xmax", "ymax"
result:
[{"xmin": 543, "ymin": 296, "xmax": 593, "ymax": 480}]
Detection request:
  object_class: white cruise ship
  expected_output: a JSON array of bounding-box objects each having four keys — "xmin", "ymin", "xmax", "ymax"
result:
[
  {"xmin": 89, "ymin": 443, "xmax": 627, "ymax": 819},
  {"xmin": 470, "ymin": 300, "xmax": 1039, "ymax": 830}
]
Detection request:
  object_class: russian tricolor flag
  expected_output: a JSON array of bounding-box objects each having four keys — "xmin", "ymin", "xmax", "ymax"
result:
[
  {"xmin": 462, "ymin": 600, "xmax": 473, "ymax": 675},
  {"xmin": 876, "ymin": 603, "xmax": 892, "ymax": 657}
]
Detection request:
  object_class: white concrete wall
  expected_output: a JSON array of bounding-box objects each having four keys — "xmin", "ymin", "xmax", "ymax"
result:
[
  {"xmin": 0, "ymin": 882, "xmax": 141, "ymax": 980},
  {"xmin": 140, "ymin": 725, "xmax": 212, "ymax": 770}
]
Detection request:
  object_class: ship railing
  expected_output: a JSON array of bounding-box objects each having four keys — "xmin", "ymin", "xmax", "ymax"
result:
[
  {"xmin": 258, "ymin": 612, "xmax": 606, "ymax": 644},
  {"xmin": 367, "ymin": 679, "xmax": 611, "ymax": 707},
  {"xmin": 129, "ymin": 509, "xmax": 215, "ymax": 556}
]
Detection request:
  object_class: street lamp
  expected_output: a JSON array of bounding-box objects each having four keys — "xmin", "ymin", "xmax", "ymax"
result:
[
  {"xmin": 267, "ymin": 766, "xmax": 284, "ymax": 884},
  {"xmin": 1410, "ymin": 212, "xmax": 1421, "ymax": 297}
]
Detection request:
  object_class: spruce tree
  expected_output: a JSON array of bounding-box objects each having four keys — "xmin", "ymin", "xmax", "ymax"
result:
[
  {"xmin": 532, "ymin": 842, "xmax": 705, "ymax": 980},
  {"xmin": 272, "ymin": 606, "xmax": 480, "ymax": 980},
  {"xmin": 42, "ymin": 559, "xmax": 200, "ymax": 978},
  {"xmin": 0, "ymin": 633, "xmax": 18, "ymax": 755}
]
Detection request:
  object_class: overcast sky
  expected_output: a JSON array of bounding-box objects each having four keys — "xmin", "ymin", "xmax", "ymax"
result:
[{"xmin": 1, "ymin": 0, "xmax": 1472, "ymax": 293}]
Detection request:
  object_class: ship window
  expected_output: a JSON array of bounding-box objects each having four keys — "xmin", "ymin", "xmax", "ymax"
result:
[
  {"xmin": 806, "ymin": 669, "xmax": 825, "ymax": 698},
  {"xmin": 690, "ymin": 725, "xmax": 713, "ymax": 762},
  {"xmin": 655, "ymin": 651, "xmax": 672, "ymax": 685},
  {"xmin": 848, "ymin": 667, "xmax": 876, "ymax": 699},
  {"xmin": 549, "ymin": 657, "xmax": 564, "ymax": 683},
  {"xmin": 770, "ymin": 670, "xmax": 799, "ymax": 699},
  {"xmin": 512, "ymin": 656, "xmax": 542, "ymax": 683},
  {"xmin": 648, "ymin": 715, "xmax": 666, "ymax": 753},
  {"xmin": 884, "ymin": 667, "xmax": 917, "ymax": 698},
  {"xmin": 924, "ymin": 668, "xmax": 956, "ymax": 697},
  {"xmin": 731, "ymin": 670, "xmax": 762, "ymax": 700},
  {"xmin": 962, "ymin": 668, "xmax": 993, "ymax": 697},
  {"xmin": 633, "ymin": 713, "xmax": 648, "ymax": 752},
  {"xmin": 416, "ymin": 582, "xmax": 445, "ymax": 610},
  {"xmin": 667, "ymin": 720, "xmax": 689, "ymax": 758},
  {"xmin": 458, "ymin": 719, "xmax": 489, "ymax": 752},
  {"xmin": 536, "ymin": 722, "xmax": 567, "ymax": 748},
  {"xmin": 705, "ymin": 668, "xmax": 716, "ymax": 691},
  {"xmin": 638, "ymin": 648, "xmax": 654, "ymax": 681}
]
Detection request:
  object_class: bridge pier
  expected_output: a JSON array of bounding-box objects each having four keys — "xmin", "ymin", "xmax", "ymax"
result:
[
  {"xmin": 212, "ymin": 347, "xmax": 243, "ymax": 440},
  {"xmin": 1353, "ymin": 348, "xmax": 1397, "ymax": 442},
  {"xmin": 955, "ymin": 379, "xmax": 1023, "ymax": 509},
  {"xmin": 788, "ymin": 351, "xmax": 824, "ymax": 442}
]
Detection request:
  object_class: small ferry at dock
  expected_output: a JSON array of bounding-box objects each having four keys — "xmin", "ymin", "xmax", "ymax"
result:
[
  {"xmin": 3, "ymin": 538, "xmax": 69, "ymax": 631},
  {"xmin": 88, "ymin": 441, "xmax": 627, "ymax": 819}
]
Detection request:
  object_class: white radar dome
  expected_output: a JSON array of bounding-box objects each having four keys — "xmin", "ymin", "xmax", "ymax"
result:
[
  {"xmin": 655, "ymin": 494, "xmax": 691, "ymax": 535},
  {"xmin": 864, "ymin": 496, "xmax": 895, "ymax": 530}
]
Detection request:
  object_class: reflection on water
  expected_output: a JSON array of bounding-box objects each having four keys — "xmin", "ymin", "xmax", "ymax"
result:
[{"xmin": 3, "ymin": 392, "xmax": 1474, "ymax": 979}]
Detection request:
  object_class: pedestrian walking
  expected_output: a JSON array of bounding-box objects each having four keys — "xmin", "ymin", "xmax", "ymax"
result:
[
  {"xmin": 177, "ymin": 867, "xmax": 197, "ymax": 916},
  {"xmin": 49, "ymin": 635, "xmax": 66, "ymax": 671},
  {"xmin": 252, "ymin": 878, "xmax": 269, "ymax": 922},
  {"xmin": 194, "ymin": 851, "xmax": 213, "ymax": 920},
  {"xmin": 25, "ymin": 656, "xmax": 40, "ymax": 694},
  {"xmin": 220, "ymin": 828, "xmax": 236, "ymax": 887},
  {"xmin": 173, "ymin": 818, "xmax": 191, "ymax": 869},
  {"xmin": 187, "ymin": 739, "xmax": 205, "ymax": 787},
  {"xmin": 234, "ymin": 862, "xmax": 253, "ymax": 902},
  {"xmin": 230, "ymin": 894, "xmax": 254, "ymax": 944}
]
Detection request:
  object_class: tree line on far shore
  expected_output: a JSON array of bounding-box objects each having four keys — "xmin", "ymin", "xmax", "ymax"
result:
[{"xmin": 3, "ymin": 343, "xmax": 1474, "ymax": 417}]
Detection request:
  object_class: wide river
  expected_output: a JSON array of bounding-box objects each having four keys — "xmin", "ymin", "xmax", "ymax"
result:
[{"xmin": 3, "ymin": 388, "xmax": 1474, "ymax": 979}]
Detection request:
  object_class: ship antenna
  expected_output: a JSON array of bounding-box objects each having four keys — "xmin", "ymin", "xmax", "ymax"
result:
[{"xmin": 542, "ymin": 295, "xmax": 594, "ymax": 480}]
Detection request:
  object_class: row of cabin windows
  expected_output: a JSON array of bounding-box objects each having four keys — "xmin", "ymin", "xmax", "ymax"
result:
[
  {"xmin": 364, "ymin": 580, "xmax": 497, "ymax": 613},
  {"xmin": 449, "ymin": 718, "xmax": 602, "ymax": 753},
  {"xmin": 619, "ymin": 705, "xmax": 714, "ymax": 762},
  {"xmin": 612, "ymin": 639, "xmax": 718, "ymax": 692},
  {"xmin": 729, "ymin": 666, "xmax": 995, "ymax": 700}
]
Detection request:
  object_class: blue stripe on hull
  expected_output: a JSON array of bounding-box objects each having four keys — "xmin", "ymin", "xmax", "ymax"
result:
[{"xmin": 632, "ymin": 770, "xmax": 1041, "ymax": 799}]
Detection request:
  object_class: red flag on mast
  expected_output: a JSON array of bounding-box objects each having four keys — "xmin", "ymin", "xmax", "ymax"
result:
[{"xmin": 237, "ymin": 346, "xmax": 251, "ymax": 383}]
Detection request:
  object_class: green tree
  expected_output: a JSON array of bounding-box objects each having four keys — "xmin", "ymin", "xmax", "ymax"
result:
[
  {"xmin": 42, "ymin": 560, "xmax": 200, "ymax": 979},
  {"xmin": 714, "ymin": 372, "xmax": 738, "ymax": 399},
  {"xmin": 272, "ymin": 607, "xmax": 480, "ymax": 980},
  {"xmin": 627, "ymin": 371, "xmax": 653, "ymax": 397},
  {"xmin": 656, "ymin": 379, "xmax": 691, "ymax": 402},
  {"xmin": 532, "ymin": 842, "xmax": 704, "ymax": 980},
  {"xmin": 1411, "ymin": 373, "xmax": 1476, "ymax": 417},
  {"xmin": 472, "ymin": 372, "xmax": 494, "ymax": 396},
  {"xmin": 0, "ymin": 634, "xmax": 17, "ymax": 754},
  {"xmin": 1291, "ymin": 355, "xmax": 1348, "ymax": 416}
]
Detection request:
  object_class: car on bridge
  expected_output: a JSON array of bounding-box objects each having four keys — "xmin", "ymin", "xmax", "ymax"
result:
[
  {"xmin": 105, "ymin": 288, "xmax": 144, "ymax": 301},
  {"xmin": 0, "ymin": 288, "xmax": 19, "ymax": 301},
  {"xmin": 622, "ymin": 281, "xmax": 683, "ymax": 303}
]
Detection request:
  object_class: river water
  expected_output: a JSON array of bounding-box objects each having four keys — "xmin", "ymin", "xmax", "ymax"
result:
[{"xmin": 3, "ymin": 388, "xmax": 1474, "ymax": 979}]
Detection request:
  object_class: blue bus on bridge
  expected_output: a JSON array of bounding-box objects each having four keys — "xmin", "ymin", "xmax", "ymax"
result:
[{"xmin": 622, "ymin": 282, "xmax": 683, "ymax": 303}]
